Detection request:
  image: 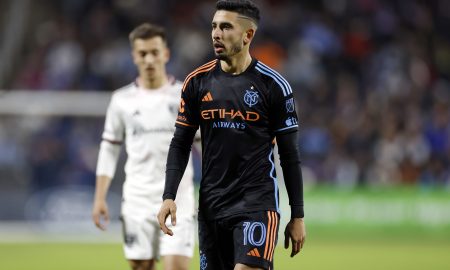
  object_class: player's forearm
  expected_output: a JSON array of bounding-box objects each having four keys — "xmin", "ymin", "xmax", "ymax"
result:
[
  {"xmin": 163, "ymin": 126, "xmax": 197, "ymax": 200},
  {"xmin": 96, "ymin": 140, "xmax": 121, "ymax": 178},
  {"xmin": 95, "ymin": 140, "xmax": 120, "ymax": 202},
  {"xmin": 276, "ymin": 131, "xmax": 304, "ymax": 218},
  {"xmin": 94, "ymin": 175, "xmax": 112, "ymax": 201}
]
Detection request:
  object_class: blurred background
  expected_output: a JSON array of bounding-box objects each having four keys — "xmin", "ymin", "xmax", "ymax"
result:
[{"xmin": 0, "ymin": 0, "xmax": 450, "ymax": 269}]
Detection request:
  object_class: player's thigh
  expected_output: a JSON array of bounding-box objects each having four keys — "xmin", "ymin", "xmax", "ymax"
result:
[
  {"xmin": 198, "ymin": 218, "xmax": 234, "ymax": 270},
  {"xmin": 121, "ymin": 214, "xmax": 159, "ymax": 260},
  {"xmin": 160, "ymin": 216, "xmax": 196, "ymax": 258},
  {"xmin": 128, "ymin": 259, "xmax": 156, "ymax": 270},
  {"xmin": 234, "ymin": 263, "xmax": 264, "ymax": 270},
  {"xmin": 162, "ymin": 255, "xmax": 190, "ymax": 270},
  {"xmin": 233, "ymin": 211, "xmax": 280, "ymax": 270}
]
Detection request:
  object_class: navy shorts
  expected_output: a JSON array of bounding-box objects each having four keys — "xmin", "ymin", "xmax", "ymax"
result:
[{"xmin": 198, "ymin": 210, "xmax": 280, "ymax": 270}]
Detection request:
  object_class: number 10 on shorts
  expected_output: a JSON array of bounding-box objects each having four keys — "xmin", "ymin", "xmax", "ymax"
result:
[{"xmin": 243, "ymin": 222, "xmax": 266, "ymax": 247}]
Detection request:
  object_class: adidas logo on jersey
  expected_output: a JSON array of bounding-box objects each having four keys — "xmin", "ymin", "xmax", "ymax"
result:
[
  {"xmin": 202, "ymin": 92, "xmax": 213, "ymax": 102},
  {"xmin": 247, "ymin": 248, "xmax": 261, "ymax": 257}
]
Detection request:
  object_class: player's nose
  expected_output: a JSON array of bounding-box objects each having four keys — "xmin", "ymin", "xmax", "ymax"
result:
[{"xmin": 144, "ymin": 54, "xmax": 155, "ymax": 64}]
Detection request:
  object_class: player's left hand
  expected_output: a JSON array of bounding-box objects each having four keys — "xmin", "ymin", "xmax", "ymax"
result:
[
  {"xmin": 284, "ymin": 218, "xmax": 306, "ymax": 257},
  {"xmin": 157, "ymin": 199, "xmax": 177, "ymax": 236}
]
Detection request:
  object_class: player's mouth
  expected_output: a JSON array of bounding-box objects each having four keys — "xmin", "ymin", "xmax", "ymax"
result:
[
  {"xmin": 213, "ymin": 42, "xmax": 225, "ymax": 53},
  {"xmin": 145, "ymin": 66, "xmax": 155, "ymax": 72}
]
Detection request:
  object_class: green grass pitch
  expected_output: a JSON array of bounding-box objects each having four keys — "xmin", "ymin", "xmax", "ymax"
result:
[{"xmin": 1, "ymin": 234, "xmax": 449, "ymax": 270}]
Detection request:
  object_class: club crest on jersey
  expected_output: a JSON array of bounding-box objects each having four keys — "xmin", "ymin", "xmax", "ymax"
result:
[
  {"xmin": 244, "ymin": 89, "xmax": 259, "ymax": 107},
  {"xmin": 286, "ymin": 98, "xmax": 295, "ymax": 113}
]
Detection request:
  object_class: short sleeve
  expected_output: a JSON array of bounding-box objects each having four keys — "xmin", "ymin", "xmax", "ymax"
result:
[
  {"xmin": 175, "ymin": 77, "xmax": 200, "ymax": 129},
  {"xmin": 102, "ymin": 95, "xmax": 125, "ymax": 143},
  {"xmin": 269, "ymin": 79, "xmax": 299, "ymax": 135}
]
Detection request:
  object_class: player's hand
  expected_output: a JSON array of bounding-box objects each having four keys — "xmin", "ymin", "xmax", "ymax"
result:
[
  {"xmin": 92, "ymin": 199, "xmax": 109, "ymax": 231},
  {"xmin": 157, "ymin": 199, "xmax": 177, "ymax": 236},
  {"xmin": 284, "ymin": 218, "xmax": 306, "ymax": 257}
]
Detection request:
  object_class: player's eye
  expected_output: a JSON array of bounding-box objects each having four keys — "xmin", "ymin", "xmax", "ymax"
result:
[{"xmin": 221, "ymin": 24, "xmax": 232, "ymax": 30}]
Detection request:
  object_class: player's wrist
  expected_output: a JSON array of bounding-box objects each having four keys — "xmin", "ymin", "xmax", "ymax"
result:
[
  {"xmin": 290, "ymin": 205, "xmax": 304, "ymax": 219},
  {"xmin": 162, "ymin": 193, "xmax": 176, "ymax": 201}
]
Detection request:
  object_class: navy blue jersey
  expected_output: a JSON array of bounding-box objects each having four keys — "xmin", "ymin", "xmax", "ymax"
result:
[{"xmin": 176, "ymin": 59, "xmax": 299, "ymax": 220}]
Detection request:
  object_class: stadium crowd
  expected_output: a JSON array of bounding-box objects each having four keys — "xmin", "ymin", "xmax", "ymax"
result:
[{"xmin": 3, "ymin": 0, "xmax": 450, "ymax": 189}]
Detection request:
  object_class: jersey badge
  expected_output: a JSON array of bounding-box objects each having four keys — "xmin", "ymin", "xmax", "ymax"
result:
[
  {"xmin": 244, "ymin": 87, "xmax": 259, "ymax": 107},
  {"xmin": 286, "ymin": 97, "xmax": 295, "ymax": 113}
]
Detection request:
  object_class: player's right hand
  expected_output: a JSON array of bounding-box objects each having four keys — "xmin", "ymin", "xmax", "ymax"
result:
[
  {"xmin": 157, "ymin": 199, "xmax": 177, "ymax": 236},
  {"xmin": 92, "ymin": 200, "xmax": 109, "ymax": 231}
]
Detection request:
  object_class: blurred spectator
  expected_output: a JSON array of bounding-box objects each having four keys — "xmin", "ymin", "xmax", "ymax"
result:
[{"xmin": 3, "ymin": 0, "xmax": 450, "ymax": 189}]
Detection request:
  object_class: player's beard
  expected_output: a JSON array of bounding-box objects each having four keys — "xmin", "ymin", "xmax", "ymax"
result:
[{"xmin": 215, "ymin": 42, "xmax": 243, "ymax": 61}]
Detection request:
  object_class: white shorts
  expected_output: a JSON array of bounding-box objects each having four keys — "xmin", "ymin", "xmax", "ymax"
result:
[{"xmin": 120, "ymin": 214, "xmax": 196, "ymax": 260}]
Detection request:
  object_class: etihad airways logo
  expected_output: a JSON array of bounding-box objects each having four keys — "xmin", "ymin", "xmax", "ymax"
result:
[
  {"xmin": 201, "ymin": 109, "xmax": 260, "ymax": 121},
  {"xmin": 201, "ymin": 108, "xmax": 260, "ymax": 130}
]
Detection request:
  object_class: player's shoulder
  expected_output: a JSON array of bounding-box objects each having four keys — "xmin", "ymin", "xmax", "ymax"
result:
[
  {"xmin": 112, "ymin": 82, "xmax": 137, "ymax": 96},
  {"xmin": 182, "ymin": 59, "xmax": 218, "ymax": 91},
  {"xmin": 107, "ymin": 82, "xmax": 139, "ymax": 108},
  {"xmin": 167, "ymin": 76, "xmax": 183, "ymax": 91},
  {"xmin": 253, "ymin": 60, "xmax": 293, "ymax": 97}
]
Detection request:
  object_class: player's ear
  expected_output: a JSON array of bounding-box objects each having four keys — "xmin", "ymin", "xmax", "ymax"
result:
[
  {"xmin": 164, "ymin": 47, "xmax": 170, "ymax": 63},
  {"xmin": 131, "ymin": 47, "xmax": 139, "ymax": 65},
  {"xmin": 243, "ymin": 28, "xmax": 256, "ymax": 46}
]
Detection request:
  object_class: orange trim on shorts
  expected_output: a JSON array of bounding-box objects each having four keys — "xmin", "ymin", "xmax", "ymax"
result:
[
  {"xmin": 263, "ymin": 211, "xmax": 278, "ymax": 261},
  {"xmin": 268, "ymin": 211, "xmax": 278, "ymax": 261},
  {"xmin": 264, "ymin": 211, "xmax": 273, "ymax": 259}
]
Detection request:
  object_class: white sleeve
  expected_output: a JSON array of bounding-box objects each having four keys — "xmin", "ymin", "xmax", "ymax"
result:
[
  {"xmin": 96, "ymin": 140, "xmax": 121, "ymax": 178},
  {"xmin": 96, "ymin": 96, "xmax": 124, "ymax": 177},
  {"xmin": 101, "ymin": 95, "xmax": 125, "ymax": 143}
]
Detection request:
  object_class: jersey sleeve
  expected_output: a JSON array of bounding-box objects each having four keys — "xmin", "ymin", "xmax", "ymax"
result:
[
  {"xmin": 269, "ymin": 78, "xmax": 299, "ymax": 135},
  {"xmin": 102, "ymin": 95, "xmax": 125, "ymax": 143},
  {"xmin": 175, "ymin": 77, "xmax": 200, "ymax": 129}
]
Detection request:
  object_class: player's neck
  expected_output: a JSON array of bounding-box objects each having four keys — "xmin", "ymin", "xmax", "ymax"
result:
[
  {"xmin": 138, "ymin": 74, "xmax": 168, "ymax": 90},
  {"xmin": 220, "ymin": 52, "xmax": 252, "ymax": 75}
]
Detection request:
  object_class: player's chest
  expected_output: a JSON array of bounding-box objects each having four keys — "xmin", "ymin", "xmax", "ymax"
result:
[
  {"xmin": 122, "ymin": 95, "xmax": 178, "ymax": 128},
  {"xmin": 198, "ymin": 79, "xmax": 269, "ymax": 128}
]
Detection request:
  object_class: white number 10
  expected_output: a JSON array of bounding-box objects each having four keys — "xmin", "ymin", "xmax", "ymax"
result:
[{"xmin": 243, "ymin": 221, "xmax": 266, "ymax": 247}]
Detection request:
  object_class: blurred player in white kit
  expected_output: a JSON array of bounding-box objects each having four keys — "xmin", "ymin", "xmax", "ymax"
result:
[{"xmin": 92, "ymin": 23, "xmax": 195, "ymax": 270}]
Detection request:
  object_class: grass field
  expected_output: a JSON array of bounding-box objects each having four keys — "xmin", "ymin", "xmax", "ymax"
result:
[
  {"xmin": 2, "ymin": 187, "xmax": 449, "ymax": 269},
  {"xmin": 1, "ymin": 231, "xmax": 449, "ymax": 270}
]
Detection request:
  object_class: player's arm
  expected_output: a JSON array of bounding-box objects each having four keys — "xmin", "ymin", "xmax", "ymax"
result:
[
  {"xmin": 158, "ymin": 126, "xmax": 197, "ymax": 235},
  {"xmin": 92, "ymin": 96, "xmax": 123, "ymax": 230},
  {"xmin": 158, "ymin": 75, "xmax": 199, "ymax": 235},
  {"xmin": 266, "ymin": 71, "xmax": 306, "ymax": 257},
  {"xmin": 92, "ymin": 140, "xmax": 121, "ymax": 230},
  {"xmin": 276, "ymin": 131, "xmax": 306, "ymax": 257}
]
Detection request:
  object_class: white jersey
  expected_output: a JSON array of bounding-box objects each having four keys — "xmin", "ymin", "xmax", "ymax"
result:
[{"xmin": 101, "ymin": 79, "xmax": 195, "ymax": 219}]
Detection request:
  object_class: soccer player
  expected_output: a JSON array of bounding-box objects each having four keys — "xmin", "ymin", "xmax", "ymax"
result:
[
  {"xmin": 158, "ymin": 1, "xmax": 306, "ymax": 269},
  {"xmin": 92, "ymin": 23, "xmax": 195, "ymax": 270}
]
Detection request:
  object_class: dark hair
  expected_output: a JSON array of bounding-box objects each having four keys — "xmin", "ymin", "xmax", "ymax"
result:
[
  {"xmin": 216, "ymin": 0, "xmax": 260, "ymax": 24},
  {"xmin": 129, "ymin": 23, "xmax": 167, "ymax": 45}
]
